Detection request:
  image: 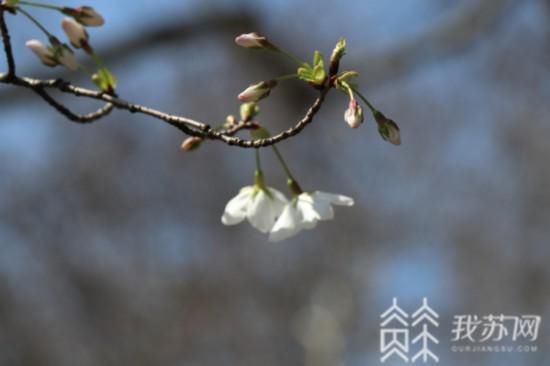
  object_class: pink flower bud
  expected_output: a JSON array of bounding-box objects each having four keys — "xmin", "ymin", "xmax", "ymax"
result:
[
  {"xmin": 180, "ymin": 137, "xmax": 203, "ymax": 152},
  {"xmin": 62, "ymin": 6, "xmax": 104, "ymax": 27},
  {"xmin": 61, "ymin": 17, "xmax": 89, "ymax": 49},
  {"xmin": 344, "ymin": 99, "xmax": 363, "ymax": 128},
  {"xmin": 25, "ymin": 40, "xmax": 57, "ymax": 67},
  {"xmin": 235, "ymin": 32, "xmax": 269, "ymax": 49},
  {"xmin": 238, "ymin": 80, "xmax": 277, "ymax": 103}
]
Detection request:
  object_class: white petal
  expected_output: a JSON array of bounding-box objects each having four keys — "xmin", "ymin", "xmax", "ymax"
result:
[
  {"xmin": 314, "ymin": 191, "xmax": 354, "ymax": 206},
  {"xmin": 296, "ymin": 195, "xmax": 321, "ymax": 228},
  {"xmin": 247, "ymin": 190, "xmax": 283, "ymax": 233},
  {"xmin": 267, "ymin": 187, "xmax": 288, "ymax": 205},
  {"xmin": 221, "ymin": 187, "xmax": 253, "ymax": 225},
  {"xmin": 269, "ymin": 203, "xmax": 303, "ymax": 242}
]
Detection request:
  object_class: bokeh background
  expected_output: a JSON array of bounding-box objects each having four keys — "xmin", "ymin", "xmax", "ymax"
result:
[{"xmin": 0, "ymin": 0, "xmax": 549, "ymax": 365}]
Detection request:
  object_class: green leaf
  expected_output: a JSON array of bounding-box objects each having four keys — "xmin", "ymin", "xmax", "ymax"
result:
[
  {"xmin": 297, "ymin": 63, "xmax": 313, "ymax": 82},
  {"xmin": 92, "ymin": 67, "xmax": 117, "ymax": 92},
  {"xmin": 338, "ymin": 71, "xmax": 359, "ymax": 81},
  {"xmin": 330, "ymin": 38, "xmax": 346, "ymax": 64},
  {"xmin": 313, "ymin": 50, "xmax": 323, "ymax": 68},
  {"xmin": 312, "ymin": 64, "xmax": 326, "ymax": 85}
]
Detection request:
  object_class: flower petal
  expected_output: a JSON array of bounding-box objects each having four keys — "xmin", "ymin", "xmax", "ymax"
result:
[
  {"xmin": 267, "ymin": 187, "xmax": 289, "ymax": 205},
  {"xmin": 312, "ymin": 199, "xmax": 334, "ymax": 221},
  {"xmin": 269, "ymin": 203, "xmax": 303, "ymax": 242},
  {"xmin": 314, "ymin": 191, "xmax": 354, "ymax": 206},
  {"xmin": 221, "ymin": 186, "xmax": 253, "ymax": 225},
  {"xmin": 296, "ymin": 195, "xmax": 321, "ymax": 228},
  {"xmin": 247, "ymin": 190, "xmax": 283, "ymax": 233}
]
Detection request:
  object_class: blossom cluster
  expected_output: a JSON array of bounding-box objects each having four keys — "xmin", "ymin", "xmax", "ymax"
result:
[
  {"xmin": 4, "ymin": 0, "xmax": 116, "ymax": 93},
  {"xmin": 222, "ymin": 170, "xmax": 354, "ymax": 242},
  {"xmin": 210, "ymin": 33, "xmax": 401, "ymax": 240},
  {"xmin": 6, "ymin": 3, "xmax": 402, "ymax": 241}
]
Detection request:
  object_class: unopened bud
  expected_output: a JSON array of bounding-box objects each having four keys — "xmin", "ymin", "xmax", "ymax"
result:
[
  {"xmin": 62, "ymin": 17, "xmax": 90, "ymax": 51},
  {"xmin": 62, "ymin": 6, "xmax": 104, "ymax": 27},
  {"xmin": 26, "ymin": 40, "xmax": 57, "ymax": 67},
  {"xmin": 225, "ymin": 115, "xmax": 238, "ymax": 128},
  {"xmin": 55, "ymin": 44, "xmax": 78, "ymax": 71},
  {"xmin": 374, "ymin": 111, "xmax": 401, "ymax": 145},
  {"xmin": 344, "ymin": 99, "xmax": 363, "ymax": 128},
  {"xmin": 330, "ymin": 37, "xmax": 346, "ymax": 75},
  {"xmin": 238, "ymin": 80, "xmax": 277, "ymax": 103},
  {"xmin": 235, "ymin": 32, "xmax": 271, "ymax": 49},
  {"xmin": 180, "ymin": 136, "xmax": 203, "ymax": 152},
  {"xmin": 2, "ymin": 0, "xmax": 19, "ymax": 8},
  {"xmin": 240, "ymin": 102, "xmax": 259, "ymax": 122}
]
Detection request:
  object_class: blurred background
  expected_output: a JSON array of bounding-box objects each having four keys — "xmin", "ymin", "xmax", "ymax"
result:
[{"xmin": 0, "ymin": 0, "xmax": 549, "ymax": 365}]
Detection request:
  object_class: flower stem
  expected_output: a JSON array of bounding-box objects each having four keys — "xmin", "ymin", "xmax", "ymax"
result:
[
  {"xmin": 349, "ymin": 86, "xmax": 377, "ymax": 114},
  {"xmin": 254, "ymin": 149, "xmax": 269, "ymax": 190},
  {"xmin": 16, "ymin": 6, "xmax": 52, "ymax": 37},
  {"xmin": 255, "ymin": 148, "xmax": 262, "ymax": 173},
  {"xmin": 271, "ymin": 145, "xmax": 303, "ymax": 195},
  {"xmin": 18, "ymin": 0, "xmax": 63, "ymax": 11},
  {"xmin": 90, "ymin": 50, "xmax": 105, "ymax": 68},
  {"xmin": 274, "ymin": 74, "xmax": 298, "ymax": 82},
  {"xmin": 78, "ymin": 63, "xmax": 94, "ymax": 76},
  {"xmin": 274, "ymin": 47, "xmax": 305, "ymax": 66},
  {"xmin": 271, "ymin": 145, "xmax": 293, "ymax": 180}
]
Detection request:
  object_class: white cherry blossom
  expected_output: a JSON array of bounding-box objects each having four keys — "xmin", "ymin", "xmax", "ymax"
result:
[
  {"xmin": 222, "ymin": 185, "xmax": 288, "ymax": 233},
  {"xmin": 269, "ymin": 191, "xmax": 354, "ymax": 242}
]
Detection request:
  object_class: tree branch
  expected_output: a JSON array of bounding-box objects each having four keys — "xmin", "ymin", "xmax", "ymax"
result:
[
  {"xmin": 0, "ymin": 73, "xmax": 329, "ymax": 147},
  {"xmin": 0, "ymin": 6, "xmax": 15, "ymax": 78},
  {"xmin": 0, "ymin": 6, "xmax": 330, "ymax": 149}
]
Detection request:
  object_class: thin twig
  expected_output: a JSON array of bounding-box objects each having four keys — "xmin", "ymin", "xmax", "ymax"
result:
[
  {"xmin": 0, "ymin": 73, "xmax": 329, "ymax": 147},
  {"xmin": 0, "ymin": 7, "xmax": 16, "ymax": 78},
  {"xmin": 0, "ymin": 7, "xmax": 329, "ymax": 148}
]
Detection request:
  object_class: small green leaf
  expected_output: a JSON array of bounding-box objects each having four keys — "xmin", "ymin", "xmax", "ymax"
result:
[
  {"xmin": 330, "ymin": 38, "xmax": 346, "ymax": 63},
  {"xmin": 92, "ymin": 67, "xmax": 117, "ymax": 92},
  {"xmin": 337, "ymin": 71, "xmax": 359, "ymax": 81},
  {"xmin": 313, "ymin": 50, "xmax": 323, "ymax": 68},
  {"xmin": 312, "ymin": 64, "xmax": 326, "ymax": 85}
]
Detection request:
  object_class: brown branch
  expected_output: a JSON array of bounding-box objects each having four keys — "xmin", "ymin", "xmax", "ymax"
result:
[
  {"xmin": 0, "ymin": 6, "xmax": 15, "ymax": 78},
  {"xmin": 0, "ymin": 6, "xmax": 330, "ymax": 148},
  {"xmin": 0, "ymin": 73, "xmax": 329, "ymax": 147},
  {"xmin": 31, "ymin": 86, "xmax": 114, "ymax": 123}
]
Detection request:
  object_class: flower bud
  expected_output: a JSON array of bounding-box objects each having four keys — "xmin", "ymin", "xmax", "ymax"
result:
[
  {"xmin": 55, "ymin": 44, "xmax": 78, "ymax": 71},
  {"xmin": 240, "ymin": 102, "xmax": 259, "ymax": 122},
  {"xmin": 61, "ymin": 17, "xmax": 90, "ymax": 50},
  {"xmin": 344, "ymin": 99, "xmax": 363, "ymax": 128},
  {"xmin": 330, "ymin": 37, "xmax": 346, "ymax": 76},
  {"xmin": 238, "ymin": 80, "xmax": 277, "ymax": 103},
  {"xmin": 374, "ymin": 111, "xmax": 401, "ymax": 145},
  {"xmin": 180, "ymin": 136, "xmax": 203, "ymax": 152},
  {"xmin": 235, "ymin": 32, "xmax": 270, "ymax": 49},
  {"xmin": 26, "ymin": 40, "xmax": 57, "ymax": 67},
  {"xmin": 224, "ymin": 115, "xmax": 238, "ymax": 128},
  {"xmin": 62, "ymin": 6, "xmax": 104, "ymax": 27},
  {"xmin": 2, "ymin": 0, "xmax": 19, "ymax": 8}
]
